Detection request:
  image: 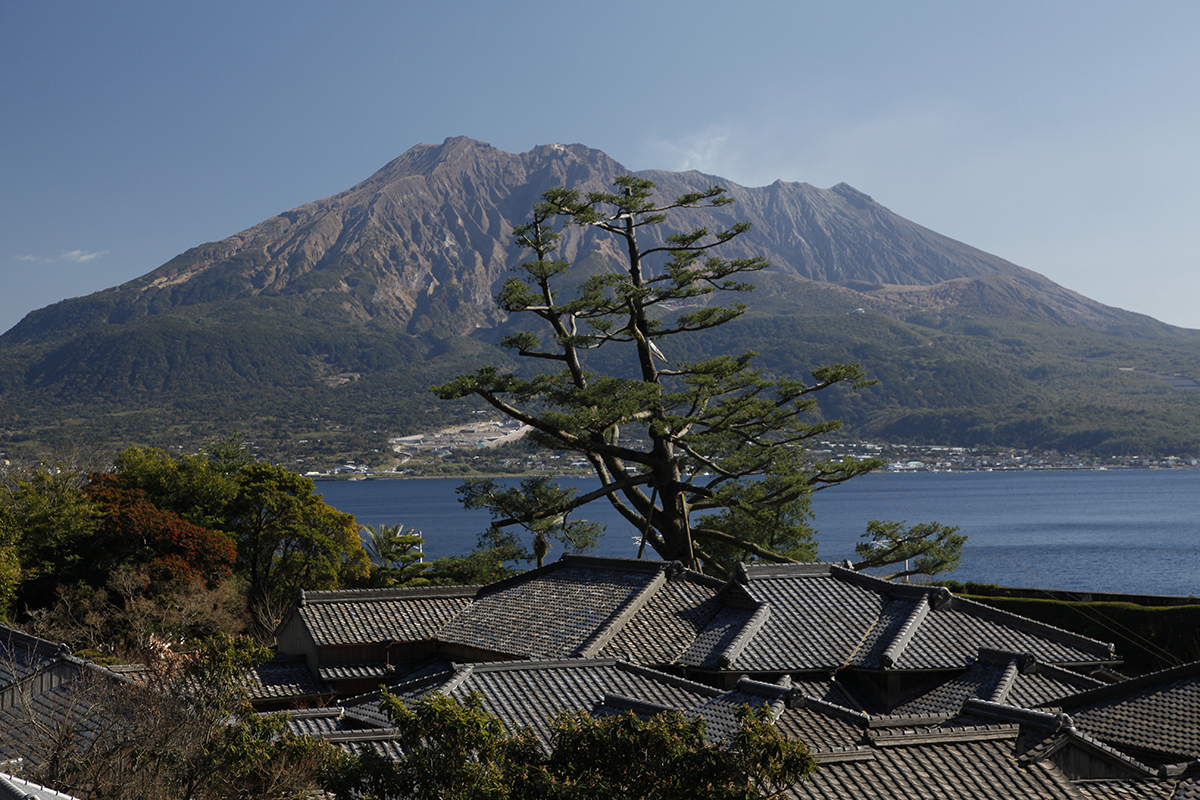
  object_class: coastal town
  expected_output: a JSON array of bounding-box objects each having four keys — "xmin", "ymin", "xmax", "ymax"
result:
[{"xmin": 306, "ymin": 417, "xmax": 1200, "ymax": 479}]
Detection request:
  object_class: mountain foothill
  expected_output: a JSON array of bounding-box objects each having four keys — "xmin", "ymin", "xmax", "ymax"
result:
[{"xmin": 3, "ymin": 136, "xmax": 1199, "ymax": 462}]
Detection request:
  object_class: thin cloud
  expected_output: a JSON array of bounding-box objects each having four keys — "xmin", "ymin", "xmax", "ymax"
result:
[
  {"xmin": 61, "ymin": 249, "xmax": 109, "ymax": 263},
  {"xmin": 13, "ymin": 250, "xmax": 109, "ymax": 264}
]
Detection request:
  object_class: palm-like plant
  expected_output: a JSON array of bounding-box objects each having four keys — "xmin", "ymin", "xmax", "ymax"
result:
[{"xmin": 361, "ymin": 523, "xmax": 428, "ymax": 587}]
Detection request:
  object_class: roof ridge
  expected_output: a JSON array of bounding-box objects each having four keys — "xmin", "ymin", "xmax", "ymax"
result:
[
  {"xmin": 1036, "ymin": 658, "xmax": 1200, "ymax": 710},
  {"xmin": 792, "ymin": 694, "xmax": 871, "ymax": 726},
  {"xmin": 615, "ymin": 661, "xmax": 723, "ymax": 697},
  {"xmin": 602, "ymin": 693, "xmax": 679, "ymax": 717},
  {"xmin": 575, "ymin": 569, "xmax": 669, "ymax": 657},
  {"xmin": 868, "ymin": 725, "xmax": 1019, "ymax": 746},
  {"xmin": 0, "ymin": 624, "xmax": 71, "ymax": 659},
  {"xmin": 714, "ymin": 602, "xmax": 772, "ymax": 670},
  {"xmin": 558, "ymin": 554, "xmax": 673, "ymax": 572},
  {"xmin": 735, "ymin": 562, "xmax": 835, "ymax": 582},
  {"xmin": 466, "ymin": 657, "xmax": 619, "ymax": 674},
  {"xmin": 299, "ymin": 585, "xmax": 479, "ymax": 605},
  {"xmin": 989, "ymin": 657, "xmax": 1021, "ymax": 705},
  {"xmin": 829, "ymin": 565, "xmax": 942, "ymax": 600},
  {"xmin": 963, "ymin": 698, "xmax": 1072, "ymax": 731},
  {"xmin": 1019, "ymin": 727, "xmax": 1160, "ymax": 777},
  {"xmin": 879, "ymin": 597, "xmax": 930, "ymax": 668}
]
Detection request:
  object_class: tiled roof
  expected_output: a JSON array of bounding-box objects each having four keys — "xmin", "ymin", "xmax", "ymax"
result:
[
  {"xmin": 775, "ymin": 696, "xmax": 870, "ymax": 753},
  {"xmin": 786, "ymin": 730, "xmax": 1084, "ymax": 799},
  {"xmin": 1073, "ymin": 779, "xmax": 1177, "ymax": 799},
  {"xmin": 887, "ymin": 658, "xmax": 1013, "ymax": 717},
  {"xmin": 243, "ymin": 654, "xmax": 330, "ymax": 701},
  {"xmin": 726, "ymin": 564, "xmax": 886, "ymax": 671},
  {"xmin": 710, "ymin": 564, "xmax": 1115, "ymax": 674},
  {"xmin": 339, "ymin": 657, "xmax": 730, "ymax": 749},
  {"xmin": 289, "ymin": 585, "xmax": 476, "ymax": 647},
  {"xmin": 597, "ymin": 570, "xmax": 726, "ymax": 664},
  {"xmin": 789, "ymin": 676, "xmax": 864, "ymax": 712},
  {"xmin": 1005, "ymin": 660, "xmax": 1107, "ymax": 709},
  {"xmin": 0, "ymin": 772, "xmax": 82, "ymax": 800},
  {"xmin": 437, "ymin": 556, "xmax": 677, "ymax": 659},
  {"xmin": 691, "ymin": 677, "xmax": 789, "ymax": 744},
  {"xmin": 893, "ymin": 595, "xmax": 1113, "ymax": 669},
  {"xmin": 0, "ymin": 668, "xmax": 129, "ymax": 766},
  {"xmin": 1042, "ymin": 661, "xmax": 1200, "ymax": 762}
]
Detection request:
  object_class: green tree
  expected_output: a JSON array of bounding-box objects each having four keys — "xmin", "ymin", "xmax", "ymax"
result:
[
  {"xmin": 226, "ymin": 463, "xmax": 369, "ymax": 635},
  {"xmin": 434, "ymin": 177, "xmax": 878, "ymax": 574},
  {"xmin": 852, "ymin": 519, "xmax": 967, "ymax": 579},
  {"xmin": 458, "ymin": 477, "xmax": 602, "ymax": 568},
  {"xmin": 423, "ymin": 543, "xmax": 523, "ymax": 587},
  {"xmin": 2, "ymin": 466, "xmax": 102, "ymax": 611},
  {"xmin": 112, "ymin": 443, "xmax": 241, "ymax": 530},
  {"xmin": 361, "ymin": 523, "xmax": 430, "ymax": 586},
  {"xmin": 327, "ymin": 691, "xmax": 816, "ymax": 800}
]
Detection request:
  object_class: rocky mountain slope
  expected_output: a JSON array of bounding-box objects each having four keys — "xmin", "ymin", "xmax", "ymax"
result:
[{"xmin": 2, "ymin": 137, "xmax": 1198, "ymax": 461}]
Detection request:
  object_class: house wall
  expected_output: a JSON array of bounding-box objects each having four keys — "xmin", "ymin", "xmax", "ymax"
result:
[{"xmin": 0, "ymin": 660, "xmax": 82, "ymax": 709}]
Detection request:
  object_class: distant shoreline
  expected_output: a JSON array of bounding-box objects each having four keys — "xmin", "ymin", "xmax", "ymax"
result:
[{"xmin": 312, "ymin": 463, "xmax": 1200, "ymax": 482}]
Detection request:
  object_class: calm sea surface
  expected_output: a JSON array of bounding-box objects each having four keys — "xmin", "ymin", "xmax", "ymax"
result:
[{"xmin": 317, "ymin": 470, "xmax": 1200, "ymax": 598}]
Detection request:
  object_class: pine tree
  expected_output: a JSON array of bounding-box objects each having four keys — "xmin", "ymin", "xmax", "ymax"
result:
[{"xmin": 434, "ymin": 177, "xmax": 879, "ymax": 574}]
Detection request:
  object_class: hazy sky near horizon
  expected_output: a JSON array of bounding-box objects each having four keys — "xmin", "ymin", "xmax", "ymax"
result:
[{"xmin": 3, "ymin": 1, "xmax": 1198, "ymax": 334}]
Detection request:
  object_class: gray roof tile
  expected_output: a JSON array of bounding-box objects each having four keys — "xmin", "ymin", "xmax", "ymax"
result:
[
  {"xmin": 788, "ymin": 732, "xmax": 1084, "ymax": 799},
  {"xmin": 1045, "ymin": 661, "xmax": 1200, "ymax": 762},
  {"xmin": 339, "ymin": 658, "xmax": 724, "ymax": 749},
  {"xmin": 0, "ymin": 772, "xmax": 83, "ymax": 800},
  {"xmin": 437, "ymin": 558, "xmax": 671, "ymax": 659},
  {"xmin": 730, "ymin": 566, "xmax": 886, "ymax": 671},
  {"xmin": 292, "ymin": 586, "xmax": 475, "ymax": 647},
  {"xmin": 243, "ymin": 654, "xmax": 330, "ymax": 700},
  {"xmin": 598, "ymin": 571, "xmax": 726, "ymax": 664},
  {"xmin": 719, "ymin": 565, "xmax": 1114, "ymax": 675},
  {"xmin": 0, "ymin": 627, "xmax": 70, "ymax": 688}
]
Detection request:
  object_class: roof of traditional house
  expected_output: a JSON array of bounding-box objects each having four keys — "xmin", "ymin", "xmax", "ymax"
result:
[
  {"xmin": 435, "ymin": 556, "xmax": 717, "ymax": 661},
  {"xmin": 336, "ymin": 656, "xmax": 786, "ymax": 750},
  {"xmin": 787, "ymin": 727, "xmax": 1085, "ymax": 800},
  {"xmin": 0, "ymin": 772, "xmax": 83, "ymax": 800},
  {"xmin": 685, "ymin": 563, "xmax": 1117, "ymax": 675},
  {"xmin": 1037, "ymin": 660, "xmax": 1200, "ymax": 764},
  {"xmin": 279, "ymin": 585, "xmax": 477, "ymax": 647}
]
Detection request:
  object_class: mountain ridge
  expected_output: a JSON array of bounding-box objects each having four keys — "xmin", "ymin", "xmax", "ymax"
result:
[
  {"xmin": 2, "ymin": 136, "xmax": 1199, "ymax": 461},
  {"xmin": 7, "ymin": 136, "xmax": 1182, "ymax": 346}
]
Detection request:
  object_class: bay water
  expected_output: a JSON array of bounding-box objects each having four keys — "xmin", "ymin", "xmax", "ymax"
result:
[{"xmin": 317, "ymin": 469, "xmax": 1200, "ymax": 598}]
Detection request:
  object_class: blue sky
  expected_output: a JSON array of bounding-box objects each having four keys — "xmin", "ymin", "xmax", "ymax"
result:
[{"xmin": 3, "ymin": 0, "xmax": 1198, "ymax": 334}]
